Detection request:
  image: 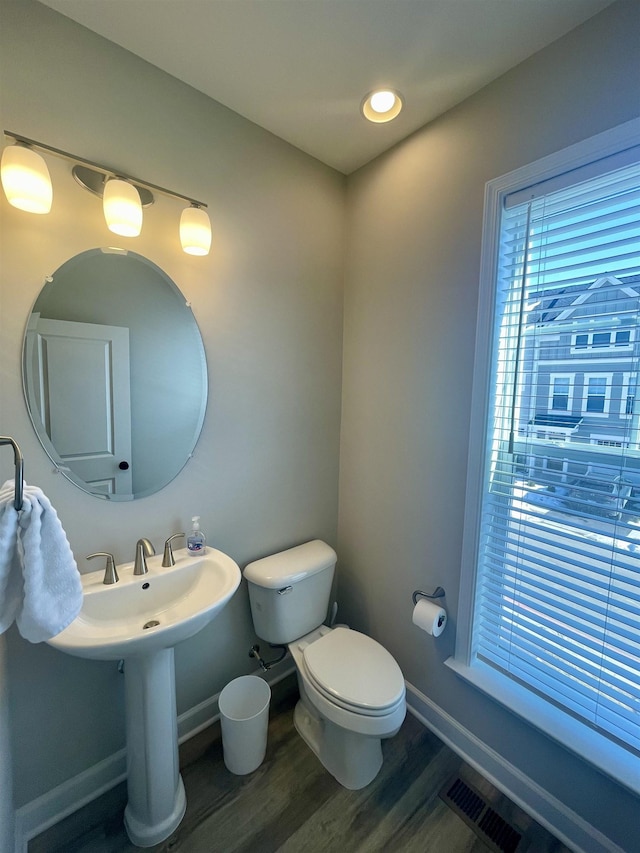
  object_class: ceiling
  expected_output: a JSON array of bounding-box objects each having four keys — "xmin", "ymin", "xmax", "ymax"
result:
[{"xmin": 38, "ymin": 0, "xmax": 613, "ymax": 175}]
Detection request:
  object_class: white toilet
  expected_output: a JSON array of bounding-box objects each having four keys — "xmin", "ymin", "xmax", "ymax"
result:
[{"xmin": 243, "ymin": 539, "xmax": 406, "ymax": 789}]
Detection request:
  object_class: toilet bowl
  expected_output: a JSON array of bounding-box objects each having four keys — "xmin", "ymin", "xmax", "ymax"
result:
[
  {"xmin": 289, "ymin": 626, "xmax": 405, "ymax": 789},
  {"xmin": 243, "ymin": 540, "xmax": 406, "ymax": 789}
]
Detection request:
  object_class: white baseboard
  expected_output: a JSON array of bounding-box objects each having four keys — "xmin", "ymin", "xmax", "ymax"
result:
[
  {"xmin": 14, "ymin": 751, "xmax": 127, "ymax": 853},
  {"xmin": 14, "ymin": 662, "xmax": 295, "ymax": 853},
  {"xmin": 405, "ymin": 681, "xmax": 625, "ymax": 853}
]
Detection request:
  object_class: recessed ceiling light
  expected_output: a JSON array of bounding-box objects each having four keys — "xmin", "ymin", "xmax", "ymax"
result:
[{"xmin": 361, "ymin": 89, "xmax": 403, "ymax": 123}]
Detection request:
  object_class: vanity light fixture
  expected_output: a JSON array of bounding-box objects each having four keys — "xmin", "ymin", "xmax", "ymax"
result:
[
  {"xmin": 103, "ymin": 177, "xmax": 143, "ymax": 237},
  {"xmin": 361, "ymin": 89, "xmax": 403, "ymax": 123},
  {"xmin": 0, "ymin": 142, "xmax": 53, "ymax": 213},
  {"xmin": 1, "ymin": 131, "xmax": 211, "ymax": 256},
  {"xmin": 180, "ymin": 204, "xmax": 212, "ymax": 256}
]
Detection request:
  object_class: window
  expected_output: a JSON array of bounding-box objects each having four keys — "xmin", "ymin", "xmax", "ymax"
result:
[
  {"xmin": 454, "ymin": 121, "xmax": 640, "ymax": 790},
  {"xmin": 583, "ymin": 373, "xmax": 612, "ymax": 415},
  {"xmin": 591, "ymin": 434, "xmax": 627, "ymax": 449},
  {"xmin": 621, "ymin": 372, "xmax": 636, "ymax": 418},
  {"xmin": 571, "ymin": 329, "xmax": 634, "ymax": 352},
  {"xmin": 549, "ymin": 374, "xmax": 572, "ymax": 411}
]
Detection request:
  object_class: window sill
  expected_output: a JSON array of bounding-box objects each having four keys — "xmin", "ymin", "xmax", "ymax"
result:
[{"xmin": 445, "ymin": 656, "xmax": 640, "ymax": 798}]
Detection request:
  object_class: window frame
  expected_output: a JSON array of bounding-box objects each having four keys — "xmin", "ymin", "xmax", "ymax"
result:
[{"xmin": 449, "ymin": 117, "xmax": 640, "ymax": 796}]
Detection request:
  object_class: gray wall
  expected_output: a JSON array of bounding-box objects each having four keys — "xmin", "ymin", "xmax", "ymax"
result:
[
  {"xmin": 0, "ymin": 0, "xmax": 344, "ymax": 806},
  {"xmin": 338, "ymin": 2, "xmax": 640, "ymax": 850}
]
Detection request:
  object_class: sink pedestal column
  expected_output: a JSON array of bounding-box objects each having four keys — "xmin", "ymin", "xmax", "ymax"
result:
[{"xmin": 123, "ymin": 648, "xmax": 186, "ymax": 847}]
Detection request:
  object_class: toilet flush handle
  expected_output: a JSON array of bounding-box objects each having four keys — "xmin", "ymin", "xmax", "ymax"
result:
[{"xmin": 278, "ymin": 586, "xmax": 293, "ymax": 595}]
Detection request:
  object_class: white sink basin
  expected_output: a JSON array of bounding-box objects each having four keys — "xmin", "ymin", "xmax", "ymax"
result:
[{"xmin": 47, "ymin": 547, "xmax": 241, "ymax": 660}]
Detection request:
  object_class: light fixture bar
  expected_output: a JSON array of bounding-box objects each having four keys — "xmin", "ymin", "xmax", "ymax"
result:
[
  {"xmin": 3, "ymin": 130, "xmax": 207, "ymax": 209},
  {"xmin": 71, "ymin": 165, "xmax": 154, "ymax": 208}
]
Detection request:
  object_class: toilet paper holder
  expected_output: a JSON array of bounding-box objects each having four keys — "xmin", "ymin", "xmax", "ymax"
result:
[{"xmin": 412, "ymin": 586, "xmax": 445, "ymax": 605}]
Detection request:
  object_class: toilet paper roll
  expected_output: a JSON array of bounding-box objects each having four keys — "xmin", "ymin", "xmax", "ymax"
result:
[{"xmin": 412, "ymin": 598, "xmax": 447, "ymax": 637}]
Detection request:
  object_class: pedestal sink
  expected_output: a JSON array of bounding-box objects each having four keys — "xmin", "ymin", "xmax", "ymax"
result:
[{"xmin": 47, "ymin": 547, "xmax": 241, "ymax": 847}]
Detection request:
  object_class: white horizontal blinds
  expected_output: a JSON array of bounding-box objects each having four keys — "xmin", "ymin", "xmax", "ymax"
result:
[
  {"xmin": 504, "ymin": 143, "xmax": 640, "ymax": 210},
  {"xmin": 476, "ymin": 158, "xmax": 640, "ymax": 752}
]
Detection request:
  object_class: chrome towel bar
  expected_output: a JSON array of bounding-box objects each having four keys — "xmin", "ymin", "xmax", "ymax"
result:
[{"xmin": 0, "ymin": 436, "xmax": 24, "ymax": 510}]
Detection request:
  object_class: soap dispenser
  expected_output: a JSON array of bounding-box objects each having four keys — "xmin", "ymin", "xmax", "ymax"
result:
[{"xmin": 187, "ymin": 516, "xmax": 206, "ymax": 556}]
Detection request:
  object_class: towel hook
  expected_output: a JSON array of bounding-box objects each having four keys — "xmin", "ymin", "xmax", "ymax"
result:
[
  {"xmin": 412, "ymin": 586, "xmax": 445, "ymax": 606},
  {"xmin": 0, "ymin": 436, "xmax": 24, "ymax": 510}
]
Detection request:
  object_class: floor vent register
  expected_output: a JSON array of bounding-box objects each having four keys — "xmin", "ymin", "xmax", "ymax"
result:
[{"xmin": 439, "ymin": 776, "xmax": 524, "ymax": 853}]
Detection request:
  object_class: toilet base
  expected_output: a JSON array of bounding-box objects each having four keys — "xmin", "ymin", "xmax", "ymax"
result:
[{"xmin": 293, "ymin": 699, "xmax": 383, "ymax": 790}]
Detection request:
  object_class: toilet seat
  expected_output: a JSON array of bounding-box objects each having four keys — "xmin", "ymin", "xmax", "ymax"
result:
[{"xmin": 302, "ymin": 627, "xmax": 405, "ymax": 717}]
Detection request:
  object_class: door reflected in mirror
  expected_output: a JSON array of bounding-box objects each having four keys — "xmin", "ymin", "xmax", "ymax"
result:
[{"xmin": 22, "ymin": 248, "xmax": 208, "ymax": 500}]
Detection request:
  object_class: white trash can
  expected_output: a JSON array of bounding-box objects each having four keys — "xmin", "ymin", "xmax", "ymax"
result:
[{"xmin": 219, "ymin": 675, "xmax": 271, "ymax": 775}]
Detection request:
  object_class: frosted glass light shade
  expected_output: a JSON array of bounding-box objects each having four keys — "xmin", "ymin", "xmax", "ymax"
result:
[
  {"xmin": 103, "ymin": 178, "xmax": 142, "ymax": 237},
  {"xmin": 180, "ymin": 206, "xmax": 211, "ymax": 256},
  {"xmin": 1, "ymin": 145, "xmax": 53, "ymax": 213}
]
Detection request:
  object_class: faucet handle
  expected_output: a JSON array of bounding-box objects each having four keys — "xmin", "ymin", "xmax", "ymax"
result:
[
  {"xmin": 162, "ymin": 533, "xmax": 184, "ymax": 567},
  {"xmin": 86, "ymin": 552, "xmax": 119, "ymax": 585}
]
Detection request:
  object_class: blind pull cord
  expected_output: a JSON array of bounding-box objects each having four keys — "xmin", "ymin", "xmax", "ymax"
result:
[{"xmin": 508, "ymin": 202, "xmax": 532, "ymax": 455}]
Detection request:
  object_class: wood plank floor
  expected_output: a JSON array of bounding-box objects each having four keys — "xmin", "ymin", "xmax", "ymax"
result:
[{"xmin": 31, "ymin": 680, "xmax": 572, "ymax": 853}]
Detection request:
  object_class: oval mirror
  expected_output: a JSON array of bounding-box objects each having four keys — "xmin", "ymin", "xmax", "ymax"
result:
[{"xmin": 22, "ymin": 248, "xmax": 208, "ymax": 500}]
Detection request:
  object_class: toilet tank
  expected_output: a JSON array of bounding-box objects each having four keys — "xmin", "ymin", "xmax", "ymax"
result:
[{"xmin": 243, "ymin": 540, "xmax": 337, "ymax": 644}]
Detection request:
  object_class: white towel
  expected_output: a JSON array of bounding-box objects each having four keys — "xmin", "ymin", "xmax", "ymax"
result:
[{"xmin": 0, "ymin": 480, "xmax": 82, "ymax": 643}]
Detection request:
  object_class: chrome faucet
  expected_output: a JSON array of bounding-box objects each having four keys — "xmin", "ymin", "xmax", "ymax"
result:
[{"xmin": 133, "ymin": 538, "xmax": 155, "ymax": 575}]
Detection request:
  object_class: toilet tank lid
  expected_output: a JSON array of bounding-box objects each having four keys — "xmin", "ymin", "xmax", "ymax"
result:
[{"xmin": 243, "ymin": 540, "xmax": 337, "ymax": 589}]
